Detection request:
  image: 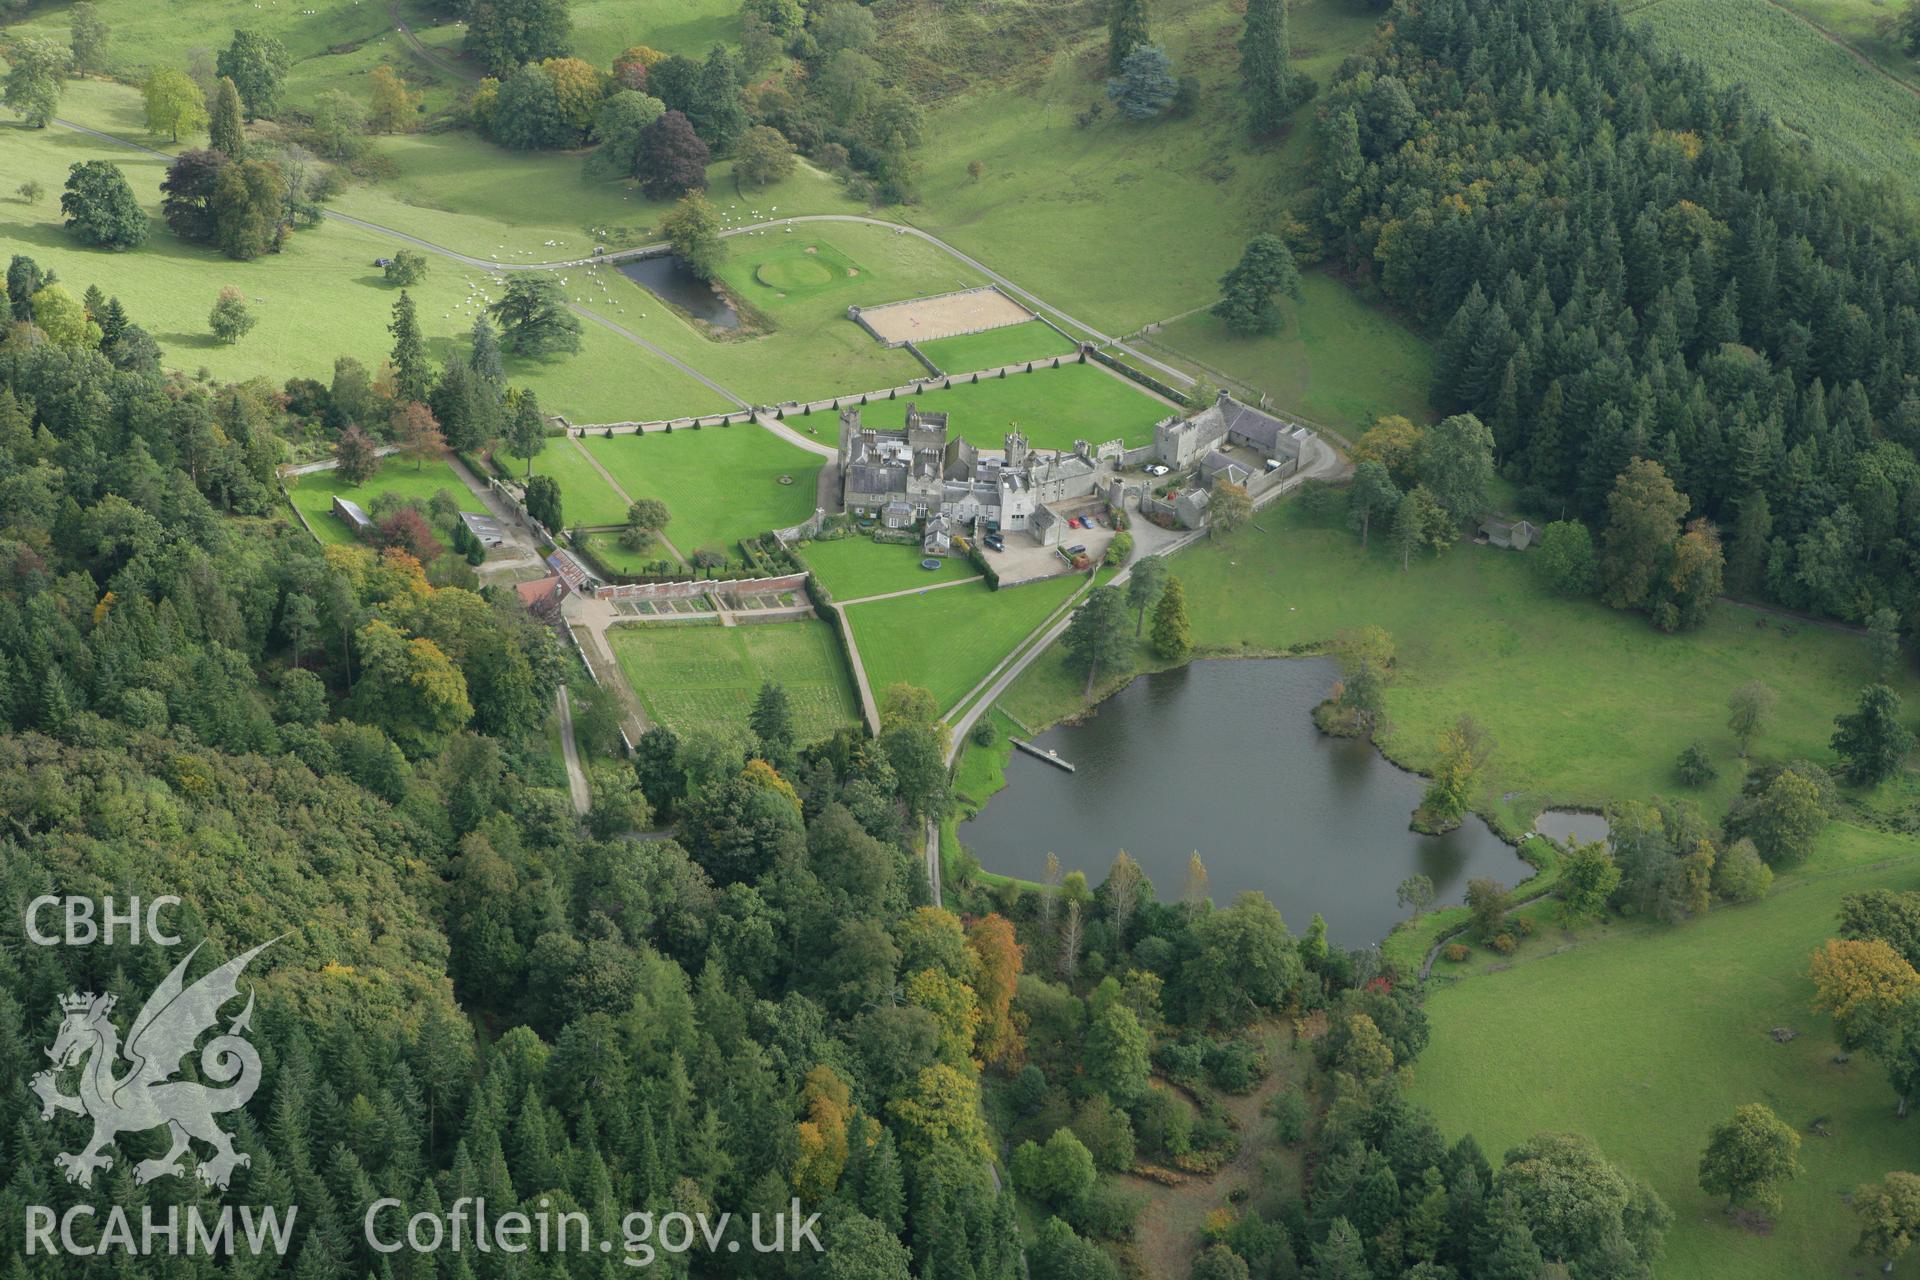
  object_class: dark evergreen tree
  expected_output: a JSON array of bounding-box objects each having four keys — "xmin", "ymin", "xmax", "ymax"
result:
[
  {"xmin": 1107, "ymin": 0, "xmax": 1151, "ymax": 73},
  {"xmin": 389, "ymin": 290, "xmax": 430, "ymax": 403},
  {"xmin": 1239, "ymin": 0, "xmax": 1300, "ymax": 135},
  {"xmin": 210, "ymin": 75, "xmax": 246, "ymax": 156}
]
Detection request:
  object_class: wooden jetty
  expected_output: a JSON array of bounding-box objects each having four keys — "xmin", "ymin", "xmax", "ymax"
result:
[{"xmin": 1010, "ymin": 738, "xmax": 1075, "ymax": 772}]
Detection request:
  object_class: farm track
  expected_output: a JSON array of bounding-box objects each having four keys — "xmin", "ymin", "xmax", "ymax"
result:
[{"xmin": 387, "ymin": 0, "xmax": 484, "ymax": 83}]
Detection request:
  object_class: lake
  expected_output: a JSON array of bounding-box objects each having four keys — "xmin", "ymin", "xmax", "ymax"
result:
[
  {"xmin": 958, "ymin": 658, "xmax": 1527, "ymax": 947},
  {"xmin": 618, "ymin": 254, "xmax": 740, "ymax": 329}
]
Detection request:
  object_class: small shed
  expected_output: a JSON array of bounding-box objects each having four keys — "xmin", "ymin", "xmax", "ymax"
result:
[
  {"xmin": 461, "ymin": 511, "xmax": 506, "ymax": 547},
  {"xmin": 332, "ymin": 496, "xmax": 375, "ymax": 537},
  {"xmin": 1480, "ymin": 518, "xmax": 1539, "ymax": 551},
  {"xmin": 922, "ymin": 514, "xmax": 953, "ymax": 554}
]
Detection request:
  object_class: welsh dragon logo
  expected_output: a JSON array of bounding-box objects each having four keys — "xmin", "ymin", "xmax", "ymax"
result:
[{"xmin": 30, "ymin": 939, "xmax": 276, "ymax": 1191}]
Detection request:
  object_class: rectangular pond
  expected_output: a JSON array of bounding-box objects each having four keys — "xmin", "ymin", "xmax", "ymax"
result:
[{"xmin": 617, "ymin": 253, "xmax": 740, "ymax": 329}]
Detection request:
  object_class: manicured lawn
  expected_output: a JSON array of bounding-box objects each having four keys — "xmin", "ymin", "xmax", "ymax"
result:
[
  {"xmin": 578, "ymin": 530, "xmax": 678, "ymax": 574},
  {"xmin": 285, "ymin": 458, "xmax": 484, "ymax": 545},
  {"xmin": 1632, "ymin": 0, "xmax": 1920, "ymax": 200},
  {"xmin": 1410, "ymin": 827, "xmax": 1920, "ymax": 1280},
  {"xmin": 1151, "ymin": 271, "xmax": 1438, "ymax": 433},
  {"xmin": 799, "ymin": 536, "xmax": 981, "ymax": 600},
  {"xmin": 607, "ymin": 619, "xmax": 859, "ymax": 743},
  {"xmin": 629, "ymin": 220, "xmax": 984, "ymax": 403},
  {"xmin": 515, "ymin": 441, "xmax": 631, "ymax": 528},
  {"xmin": 1003, "ymin": 502, "xmax": 1920, "ymax": 833},
  {"xmin": 846, "ymin": 574, "xmax": 1085, "ymax": 715},
  {"xmin": 916, "ymin": 320, "xmax": 1079, "ymax": 373},
  {"xmin": 0, "ymin": 85, "xmax": 729, "ymax": 423},
  {"xmin": 845, "ymin": 362, "xmax": 1171, "ymax": 451},
  {"xmin": 582, "ymin": 425, "xmax": 822, "ymax": 553}
]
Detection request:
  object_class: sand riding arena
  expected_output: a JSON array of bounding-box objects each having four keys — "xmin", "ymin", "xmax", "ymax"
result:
[{"xmin": 848, "ymin": 285, "xmax": 1035, "ymax": 347}]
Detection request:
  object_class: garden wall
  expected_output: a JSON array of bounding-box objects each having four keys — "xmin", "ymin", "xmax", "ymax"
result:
[
  {"xmin": 1084, "ymin": 345, "xmax": 1193, "ymax": 406},
  {"xmin": 595, "ymin": 572, "xmax": 810, "ymax": 603}
]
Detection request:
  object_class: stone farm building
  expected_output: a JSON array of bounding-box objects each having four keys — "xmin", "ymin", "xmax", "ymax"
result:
[
  {"xmin": 1144, "ymin": 392, "xmax": 1316, "ymax": 529},
  {"xmin": 1155, "ymin": 391, "xmax": 1315, "ymax": 477}
]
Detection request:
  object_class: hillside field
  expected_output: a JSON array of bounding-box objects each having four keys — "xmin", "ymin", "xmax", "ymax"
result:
[
  {"xmin": 1631, "ymin": 0, "xmax": 1920, "ymax": 201},
  {"xmin": 0, "ymin": 85, "xmax": 730, "ymax": 422},
  {"xmin": 1411, "ymin": 834, "xmax": 1920, "ymax": 1280}
]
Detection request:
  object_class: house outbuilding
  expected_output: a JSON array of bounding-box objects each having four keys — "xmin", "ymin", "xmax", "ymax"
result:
[
  {"xmin": 332, "ymin": 496, "xmax": 375, "ymax": 537},
  {"xmin": 1480, "ymin": 518, "xmax": 1539, "ymax": 550}
]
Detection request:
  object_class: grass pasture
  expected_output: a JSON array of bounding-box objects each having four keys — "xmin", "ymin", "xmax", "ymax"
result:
[
  {"xmin": 847, "ymin": 574, "xmax": 1086, "ymax": 715},
  {"xmin": 1632, "ymin": 0, "xmax": 1920, "ymax": 201},
  {"xmin": 1002, "ymin": 502, "xmax": 1920, "ymax": 831},
  {"xmin": 844, "ymin": 362, "xmax": 1172, "ymax": 451},
  {"xmin": 1150, "ymin": 272, "xmax": 1438, "ymax": 433},
  {"xmin": 0, "ymin": 85, "xmax": 729, "ymax": 423},
  {"xmin": 1410, "ymin": 831, "xmax": 1920, "ymax": 1280},
  {"xmin": 799, "ymin": 536, "xmax": 982, "ymax": 600},
  {"xmin": 898, "ymin": 0, "xmax": 1386, "ymax": 333},
  {"xmin": 565, "ymin": 0, "xmax": 744, "ymax": 65},
  {"xmin": 285, "ymin": 457, "xmax": 484, "ymax": 545},
  {"xmin": 8, "ymin": 0, "xmax": 469, "ymax": 117},
  {"xmin": 581, "ymin": 425, "xmax": 822, "ymax": 552},
  {"xmin": 335, "ymin": 132, "xmax": 860, "ymax": 263},
  {"xmin": 607, "ymin": 619, "xmax": 860, "ymax": 742},
  {"xmin": 916, "ymin": 320, "xmax": 1080, "ymax": 373}
]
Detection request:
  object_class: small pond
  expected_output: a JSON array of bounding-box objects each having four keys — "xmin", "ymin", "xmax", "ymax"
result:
[
  {"xmin": 1534, "ymin": 809, "xmax": 1610, "ymax": 847},
  {"xmin": 958, "ymin": 659, "xmax": 1527, "ymax": 947},
  {"xmin": 617, "ymin": 254, "xmax": 740, "ymax": 329}
]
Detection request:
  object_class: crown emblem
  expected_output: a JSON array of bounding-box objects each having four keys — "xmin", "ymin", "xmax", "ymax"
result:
[{"xmin": 59, "ymin": 992, "xmax": 113, "ymax": 1015}]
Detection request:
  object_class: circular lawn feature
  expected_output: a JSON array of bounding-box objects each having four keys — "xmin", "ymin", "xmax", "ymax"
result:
[
  {"xmin": 755, "ymin": 255, "xmax": 838, "ymax": 291},
  {"xmin": 920, "ymin": 558, "xmax": 943, "ymax": 570}
]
